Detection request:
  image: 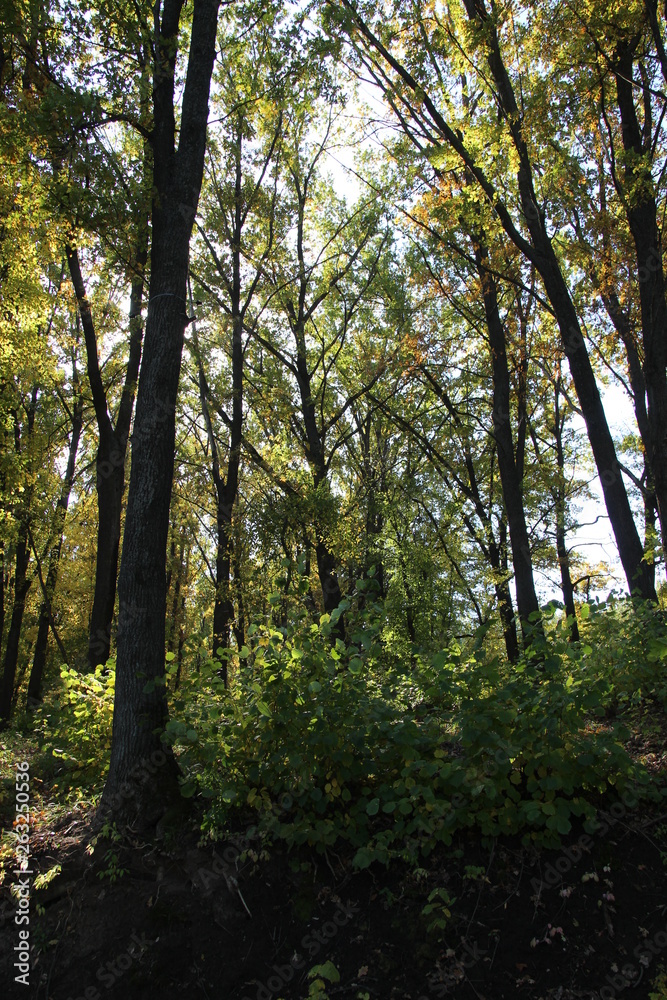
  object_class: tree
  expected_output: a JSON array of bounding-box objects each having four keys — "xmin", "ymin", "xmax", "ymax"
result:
[
  {"xmin": 101, "ymin": 0, "xmax": 221, "ymax": 823},
  {"xmin": 27, "ymin": 336, "xmax": 83, "ymax": 702},
  {"xmin": 333, "ymin": 0, "xmax": 656, "ymax": 600}
]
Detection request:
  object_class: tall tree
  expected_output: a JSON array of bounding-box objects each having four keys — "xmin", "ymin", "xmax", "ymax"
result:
[
  {"xmin": 334, "ymin": 0, "xmax": 656, "ymax": 600},
  {"xmin": 66, "ymin": 235, "xmax": 147, "ymax": 670},
  {"xmin": 27, "ymin": 342, "xmax": 83, "ymax": 703},
  {"xmin": 101, "ymin": 0, "xmax": 221, "ymax": 823}
]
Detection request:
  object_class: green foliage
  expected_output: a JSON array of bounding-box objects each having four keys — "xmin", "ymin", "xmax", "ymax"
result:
[
  {"xmin": 421, "ymin": 887, "xmax": 455, "ymax": 934},
  {"xmin": 27, "ymin": 664, "xmax": 115, "ymax": 797},
  {"xmin": 307, "ymin": 961, "xmax": 340, "ymax": 999},
  {"xmin": 88, "ymin": 821, "xmax": 128, "ymax": 883},
  {"xmin": 650, "ymin": 967, "xmax": 667, "ymax": 1000},
  {"xmin": 167, "ymin": 583, "xmax": 661, "ymax": 867}
]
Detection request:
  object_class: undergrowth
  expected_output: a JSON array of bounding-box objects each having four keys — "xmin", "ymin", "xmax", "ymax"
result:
[{"xmin": 6, "ymin": 579, "xmax": 667, "ymax": 871}]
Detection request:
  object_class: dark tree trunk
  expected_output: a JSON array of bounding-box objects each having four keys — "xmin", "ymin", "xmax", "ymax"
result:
[
  {"xmin": 86, "ymin": 456, "xmax": 124, "ymax": 668},
  {"xmin": 27, "ymin": 369, "xmax": 83, "ymax": 702},
  {"xmin": 67, "ymin": 235, "xmax": 147, "ymax": 671},
  {"xmin": 0, "ymin": 394, "xmax": 37, "ymax": 723},
  {"xmin": 615, "ymin": 44, "xmax": 667, "ymax": 561},
  {"xmin": 494, "ymin": 518, "xmax": 520, "ymax": 662},
  {"xmin": 101, "ymin": 0, "xmax": 220, "ymax": 825},
  {"xmin": 193, "ymin": 119, "xmax": 255, "ymax": 680},
  {"xmin": 354, "ymin": 409, "xmax": 388, "ymax": 603},
  {"xmin": 645, "ymin": 480, "xmax": 657, "ymax": 595},
  {"xmin": 0, "ymin": 542, "xmax": 5, "ymax": 653},
  {"xmin": 232, "ymin": 535, "xmax": 245, "ymax": 650},
  {"xmin": 344, "ymin": 0, "xmax": 654, "ymax": 602},
  {"xmin": 210, "ymin": 292, "xmax": 243, "ymax": 676},
  {"xmin": 553, "ymin": 381, "xmax": 580, "ymax": 642},
  {"xmin": 166, "ymin": 528, "xmax": 184, "ymax": 655},
  {"xmin": 474, "ymin": 0, "xmax": 656, "ymax": 600},
  {"xmin": 474, "ymin": 241, "xmax": 545, "ymax": 645},
  {"xmin": 0, "ymin": 532, "xmax": 31, "ymax": 723},
  {"xmin": 288, "ymin": 180, "xmax": 344, "ymax": 624},
  {"xmin": 460, "ymin": 0, "xmax": 654, "ymax": 601}
]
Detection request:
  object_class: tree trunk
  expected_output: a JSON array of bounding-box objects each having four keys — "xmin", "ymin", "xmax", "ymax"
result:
[
  {"xmin": 86, "ymin": 449, "xmax": 125, "ymax": 668},
  {"xmin": 461, "ymin": 0, "xmax": 655, "ymax": 601},
  {"xmin": 101, "ymin": 0, "xmax": 220, "ymax": 825},
  {"xmin": 347, "ymin": 0, "xmax": 655, "ymax": 602},
  {"xmin": 27, "ymin": 374, "xmax": 83, "ymax": 702},
  {"xmin": 0, "ymin": 532, "xmax": 31, "ymax": 723},
  {"xmin": 0, "ymin": 542, "xmax": 5, "ymax": 654},
  {"xmin": 494, "ymin": 518, "xmax": 520, "ymax": 662},
  {"xmin": 474, "ymin": 241, "xmax": 545, "ymax": 645},
  {"xmin": 0, "ymin": 393, "xmax": 37, "ymax": 723},
  {"xmin": 67, "ymin": 240, "xmax": 147, "ymax": 671},
  {"xmin": 553, "ymin": 386, "xmax": 580, "ymax": 643},
  {"xmin": 615, "ymin": 43, "xmax": 667, "ymax": 561}
]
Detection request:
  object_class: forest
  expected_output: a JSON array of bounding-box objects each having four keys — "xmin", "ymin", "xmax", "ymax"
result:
[{"xmin": 1, "ymin": 0, "xmax": 667, "ymax": 997}]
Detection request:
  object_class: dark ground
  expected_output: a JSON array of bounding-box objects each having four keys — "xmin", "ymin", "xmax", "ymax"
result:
[
  {"xmin": 2, "ymin": 723, "xmax": 667, "ymax": 1000},
  {"xmin": 1, "ymin": 797, "xmax": 667, "ymax": 1000}
]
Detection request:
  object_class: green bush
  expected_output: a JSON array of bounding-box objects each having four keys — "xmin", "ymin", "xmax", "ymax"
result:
[{"xmin": 169, "ymin": 584, "xmax": 660, "ymax": 866}]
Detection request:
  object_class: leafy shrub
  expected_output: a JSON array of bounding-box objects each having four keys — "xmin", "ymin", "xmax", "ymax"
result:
[
  {"xmin": 28, "ymin": 663, "xmax": 115, "ymax": 797},
  {"xmin": 169, "ymin": 581, "xmax": 660, "ymax": 866}
]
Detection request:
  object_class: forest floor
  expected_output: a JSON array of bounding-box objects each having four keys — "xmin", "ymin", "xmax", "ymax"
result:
[{"xmin": 2, "ymin": 712, "xmax": 667, "ymax": 1000}]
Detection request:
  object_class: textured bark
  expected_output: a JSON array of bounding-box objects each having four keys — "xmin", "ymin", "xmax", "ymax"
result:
[
  {"xmin": 494, "ymin": 547, "xmax": 520, "ymax": 662},
  {"xmin": 0, "ymin": 543, "xmax": 5, "ymax": 653},
  {"xmin": 0, "ymin": 532, "xmax": 31, "ymax": 723},
  {"xmin": 101, "ymin": 0, "xmax": 220, "ymax": 824}
]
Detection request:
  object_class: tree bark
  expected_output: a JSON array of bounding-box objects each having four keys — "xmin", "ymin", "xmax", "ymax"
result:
[
  {"xmin": 101, "ymin": 0, "xmax": 220, "ymax": 825},
  {"xmin": 553, "ymin": 378, "xmax": 580, "ymax": 642},
  {"xmin": 0, "ymin": 532, "xmax": 31, "ymax": 723}
]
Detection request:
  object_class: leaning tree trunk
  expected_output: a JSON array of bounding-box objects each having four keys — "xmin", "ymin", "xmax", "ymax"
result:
[
  {"xmin": 466, "ymin": 0, "xmax": 655, "ymax": 601},
  {"xmin": 101, "ymin": 0, "xmax": 220, "ymax": 825}
]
